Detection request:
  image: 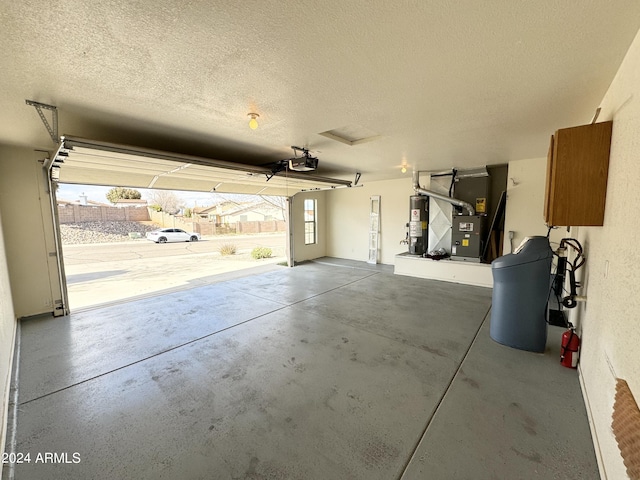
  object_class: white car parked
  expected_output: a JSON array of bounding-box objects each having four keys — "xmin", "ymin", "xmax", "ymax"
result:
[{"xmin": 146, "ymin": 228, "xmax": 201, "ymax": 243}]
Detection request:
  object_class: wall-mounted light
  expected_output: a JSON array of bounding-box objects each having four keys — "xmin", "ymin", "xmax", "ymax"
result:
[
  {"xmin": 401, "ymin": 166, "xmax": 407, "ymax": 174},
  {"xmin": 248, "ymin": 113, "xmax": 259, "ymax": 130}
]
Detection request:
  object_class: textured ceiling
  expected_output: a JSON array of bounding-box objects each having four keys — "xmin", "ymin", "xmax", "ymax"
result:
[{"xmin": 2, "ymin": 0, "xmax": 640, "ymax": 184}]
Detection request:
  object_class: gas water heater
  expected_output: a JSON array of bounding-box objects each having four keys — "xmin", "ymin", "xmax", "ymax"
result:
[{"xmin": 408, "ymin": 195, "xmax": 428, "ymax": 255}]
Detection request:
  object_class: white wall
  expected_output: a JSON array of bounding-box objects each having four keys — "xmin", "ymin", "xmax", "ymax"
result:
[
  {"xmin": 326, "ymin": 171, "xmax": 558, "ymax": 266},
  {"xmin": 0, "ymin": 203, "xmax": 17, "ymax": 466},
  {"xmin": 326, "ymin": 172, "xmax": 554, "ymax": 265},
  {"xmin": 0, "ymin": 146, "xmax": 61, "ymax": 318},
  {"xmin": 503, "ymin": 157, "xmax": 565, "ymax": 254},
  {"xmin": 572, "ymin": 28, "xmax": 640, "ymax": 480},
  {"xmin": 494, "ymin": 52, "xmax": 640, "ymax": 478},
  {"xmin": 291, "ymin": 191, "xmax": 327, "ymax": 263},
  {"xmin": 326, "ymin": 177, "xmax": 413, "ymax": 264}
]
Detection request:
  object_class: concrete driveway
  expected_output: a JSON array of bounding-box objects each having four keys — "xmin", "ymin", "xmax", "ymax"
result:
[{"xmin": 63, "ymin": 233, "xmax": 287, "ymax": 311}]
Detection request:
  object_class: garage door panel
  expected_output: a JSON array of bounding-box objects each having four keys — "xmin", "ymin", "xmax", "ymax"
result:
[
  {"xmin": 152, "ymin": 176, "xmax": 220, "ymax": 192},
  {"xmin": 66, "ymin": 154, "xmax": 190, "ymax": 178},
  {"xmin": 59, "ymin": 167, "xmax": 156, "ymax": 188},
  {"xmin": 55, "ymin": 136, "xmax": 352, "ymax": 194}
]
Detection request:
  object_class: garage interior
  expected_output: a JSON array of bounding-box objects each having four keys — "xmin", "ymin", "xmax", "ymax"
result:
[
  {"xmin": 2, "ymin": 2, "xmax": 640, "ymax": 479},
  {"xmin": 9, "ymin": 260, "xmax": 597, "ymax": 479}
]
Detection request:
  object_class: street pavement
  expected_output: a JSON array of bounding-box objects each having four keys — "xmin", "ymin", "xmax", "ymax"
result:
[{"xmin": 63, "ymin": 233, "xmax": 287, "ymax": 311}]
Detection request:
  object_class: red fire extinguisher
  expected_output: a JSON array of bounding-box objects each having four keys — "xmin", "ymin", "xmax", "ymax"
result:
[{"xmin": 560, "ymin": 326, "xmax": 580, "ymax": 368}]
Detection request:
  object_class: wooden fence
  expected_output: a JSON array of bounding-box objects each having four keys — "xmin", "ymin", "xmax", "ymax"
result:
[{"xmin": 149, "ymin": 210, "xmax": 286, "ymax": 235}]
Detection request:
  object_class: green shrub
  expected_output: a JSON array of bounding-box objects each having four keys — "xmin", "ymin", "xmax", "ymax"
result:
[
  {"xmin": 149, "ymin": 204, "xmax": 162, "ymax": 212},
  {"xmin": 219, "ymin": 243, "xmax": 237, "ymax": 256},
  {"xmin": 251, "ymin": 247, "xmax": 272, "ymax": 259}
]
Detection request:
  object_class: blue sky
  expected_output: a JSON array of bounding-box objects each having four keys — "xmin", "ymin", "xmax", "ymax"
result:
[{"xmin": 57, "ymin": 183, "xmax": 237, "ymax": 208}]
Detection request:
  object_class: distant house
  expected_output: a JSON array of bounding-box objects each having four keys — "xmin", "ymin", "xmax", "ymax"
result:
[
  {"xmin": 193, "ymin": 201, "xmax": 284, "ymax": 224},
  {"xmin": 193, "ymin": 206, "xmax": 221, "ymax": 223},
  {"xmin": 219, "ymin": 201, "xmax": 284, "ymax": 223}
]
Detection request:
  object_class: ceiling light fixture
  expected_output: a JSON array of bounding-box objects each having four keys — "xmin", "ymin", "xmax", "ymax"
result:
[{"xmin": 248, "ymin": 113, "xmax": 259, "ymax": 130}]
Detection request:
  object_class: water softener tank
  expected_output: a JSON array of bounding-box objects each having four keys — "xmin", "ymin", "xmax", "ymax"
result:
[
  {"xmin": 489, "ymin": 236, "xmax": 553, "ymax": 352},
  {"xmin": 408, "ymin": 195, "xmax": 428, "ymax": 255}
]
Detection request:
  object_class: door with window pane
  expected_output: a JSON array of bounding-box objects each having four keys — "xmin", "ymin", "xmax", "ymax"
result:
[
  {"xmin": 304, "ymin": 198, "xmax": 316, "ymax": 245},
  {"xmin": 368, "ymin": 195, "xmax": 380, "ymax": 264}
]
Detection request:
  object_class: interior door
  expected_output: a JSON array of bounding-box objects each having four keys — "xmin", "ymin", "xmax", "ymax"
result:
[{"xmin": 368, "ymin": 195, "xmax": 380, "ymax": 264}]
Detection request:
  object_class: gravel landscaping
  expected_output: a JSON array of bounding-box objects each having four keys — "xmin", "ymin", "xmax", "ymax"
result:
[{"xmin": 60, "ymin": 221, "xmax": 160, "ymax": 245}]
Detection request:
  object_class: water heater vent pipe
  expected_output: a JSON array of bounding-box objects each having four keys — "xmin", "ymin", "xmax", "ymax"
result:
[{"xmin": 412, "ymin": 170, "xmax": 475, "ymax": 215}]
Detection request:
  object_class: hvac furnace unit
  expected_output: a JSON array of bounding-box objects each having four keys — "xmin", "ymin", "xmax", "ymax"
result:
[{"xmin": 451, "ymin": 215, "xmax": 487, "ymax": 262}]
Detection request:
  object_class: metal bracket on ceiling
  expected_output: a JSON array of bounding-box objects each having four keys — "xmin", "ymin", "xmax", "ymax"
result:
[{"xmin": 25, "ymin": 99, "xmax": 59, "ymax": 144}]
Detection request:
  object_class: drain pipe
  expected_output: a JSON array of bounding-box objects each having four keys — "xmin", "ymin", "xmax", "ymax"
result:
[{"xmin": 412, "ymin": 170, "xmax": 475, "ymax": 215}]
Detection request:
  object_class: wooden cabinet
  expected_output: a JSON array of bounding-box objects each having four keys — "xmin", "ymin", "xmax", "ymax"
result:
[{"xmin": 544, "ymin": 121, "xmax": 612, "ymax": 226}]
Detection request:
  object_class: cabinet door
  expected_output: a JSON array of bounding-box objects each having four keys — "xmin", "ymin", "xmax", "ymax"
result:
[
  {"xmin": 543, "ymin": 134, "xmax": 555, "ymax": 222},
  {"xmin": 544, "ymin": 121, "xmax": 612, "ymax": 226}
]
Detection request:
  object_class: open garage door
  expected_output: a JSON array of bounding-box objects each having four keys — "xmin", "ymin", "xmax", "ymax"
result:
[
  {"xmin": 52, "ymin": 136, "xmax": 352, "ymax": 195},
  {"xmin": 44, "ymin": 136, "xmax": 353, "ymax": 312}
]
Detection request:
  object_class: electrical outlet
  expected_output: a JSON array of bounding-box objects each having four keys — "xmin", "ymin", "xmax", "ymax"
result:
[
  {"xmin": 604, "ymin": 260, "xmax": 609, "ymax": 279},
  {"xmin": 508, "ymin": 230, "xmax": 515, "ymax": 239}
]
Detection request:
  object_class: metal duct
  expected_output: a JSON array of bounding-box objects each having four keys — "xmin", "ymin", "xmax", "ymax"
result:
[
  {"xmin": 413, "ymin": 167, "xmax": 488, "ymax": 179},
  {"xmin": 427, "ymin": 177, "xmax": 453, "ymax": 254},
  {"xmin": 412, "ymin": 170, "xmax": 475, "ymax": 215},
  {"xmin": 455, "ymin": 166, "xmax": 489, "ymax": 179}
]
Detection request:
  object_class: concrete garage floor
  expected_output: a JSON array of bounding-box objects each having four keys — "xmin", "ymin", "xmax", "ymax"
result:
[{"xmin": 5, "ymin": 258, "xmax": 598, "ymax": 479}]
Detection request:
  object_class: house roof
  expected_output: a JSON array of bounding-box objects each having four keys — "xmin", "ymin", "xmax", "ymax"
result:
[
  {"xmin": 221, "ymin": 202, "xmax": 282, "ymax": 217},
  {"xmin": 193, "ymin": 206, "xmax": 217, "ymax": 215}
]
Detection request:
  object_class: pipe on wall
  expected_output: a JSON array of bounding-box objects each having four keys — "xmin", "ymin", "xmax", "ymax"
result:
[{"xmin": 412, "ymin": 170, "xmax": 475, "ymax": 215}]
